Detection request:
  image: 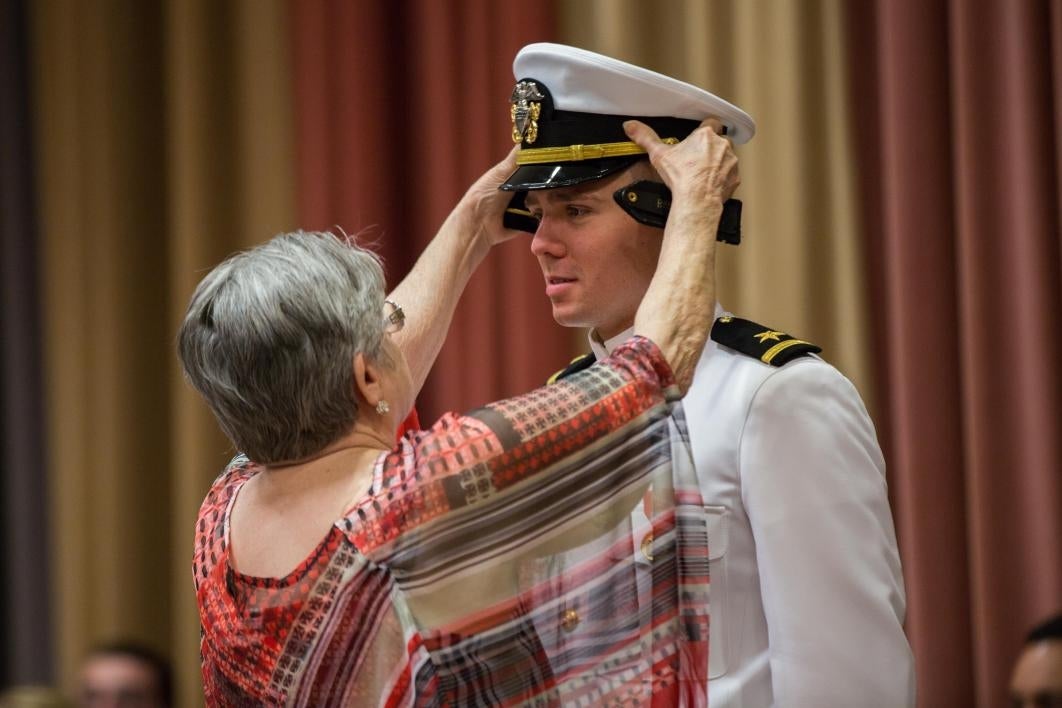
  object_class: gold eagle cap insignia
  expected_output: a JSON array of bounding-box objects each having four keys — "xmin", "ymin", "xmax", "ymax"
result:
[{"xmin": 510, "ymin": 81, "xmax": 545, "ymax": 144}]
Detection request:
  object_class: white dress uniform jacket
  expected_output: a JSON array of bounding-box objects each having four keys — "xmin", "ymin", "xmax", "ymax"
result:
[{"xmin": 588, "ymin": 312, "xmax": 915, "ymax": 708}]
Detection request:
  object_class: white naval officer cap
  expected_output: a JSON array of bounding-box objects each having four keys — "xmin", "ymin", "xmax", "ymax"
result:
[{"xmin": 501, "ymin": 42, "xmax": 755, "ymax": 192}]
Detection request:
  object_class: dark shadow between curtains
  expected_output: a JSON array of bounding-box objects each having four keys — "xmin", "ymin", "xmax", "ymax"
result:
[{"xmin": 0, "ymin": 0, "xmax": 52, "ymax": 688}]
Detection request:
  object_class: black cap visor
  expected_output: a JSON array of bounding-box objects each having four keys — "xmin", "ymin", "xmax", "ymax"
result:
[{"xmin": 500, "ymin": 155, "xmax": 644, "ymax": 191}]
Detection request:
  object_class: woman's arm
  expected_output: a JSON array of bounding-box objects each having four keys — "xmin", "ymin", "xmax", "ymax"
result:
[
  {"xmin": 351, "ymin": 336, "xmax": 674, "ymax": 560},
  {"xmin": 627, "ymin": 118, "xmax": 740, "ymax": 392},
  {"xmin": 386, "ymin": 149, "xmax": 520, "ymax": 396},
  {"xmin": 349, "ymin": 336, "xmax": 686, "ymax": 631}
]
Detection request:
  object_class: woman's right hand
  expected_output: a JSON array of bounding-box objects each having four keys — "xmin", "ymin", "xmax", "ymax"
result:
[
  {"xmin": 623, "ymin": 118, "xmax": 739, "ymax": 393},
  {"xmin": 623, "ymin": 118, "xmax": 740, "ymax": 209}
]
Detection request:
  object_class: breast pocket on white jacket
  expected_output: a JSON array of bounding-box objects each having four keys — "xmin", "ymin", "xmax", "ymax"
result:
[{"xmin": 705, "ymin": 505, "xmax": 729, "ymax": 679}]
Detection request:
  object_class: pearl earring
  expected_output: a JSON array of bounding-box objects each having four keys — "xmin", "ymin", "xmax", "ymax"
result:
[{"xmin": 375, "ymin": 400, "xmax": 390, "ymax": 415}]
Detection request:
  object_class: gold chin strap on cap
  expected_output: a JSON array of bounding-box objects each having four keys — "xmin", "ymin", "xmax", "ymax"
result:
[{"xmin": 515, "ymin": 138, "xmax": 678, "ymax": 165}]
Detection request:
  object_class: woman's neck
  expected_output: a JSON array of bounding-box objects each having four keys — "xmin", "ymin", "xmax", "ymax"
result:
[
  {"xmin": 264, "ymin": 422, "xmax": 392, "ymax": 469},
  {"xmin": 256, "ymin": 424, "xmax": 392, "ymax": 495}
]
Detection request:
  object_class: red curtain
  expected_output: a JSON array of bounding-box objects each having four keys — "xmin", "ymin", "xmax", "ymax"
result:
[
  {"xmin": 289, "ymin": 0, "xmax": 567, "ymax": 422},
  {"xmin": 849, "ymin": 0, "xmax": 1062, "ymax": 705}
]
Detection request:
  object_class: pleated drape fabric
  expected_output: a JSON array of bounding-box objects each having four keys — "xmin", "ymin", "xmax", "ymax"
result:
[
  {"xmin": 18, "ymin": 0, "xmax": 1060, "ymax": 705},
  {"xmin": 849, "ymin": 1, "xmax": 1062, "ymax": 705},
  {"xmin": 30, "ymin": 0, "xmax": 297, "ymax": 701}
]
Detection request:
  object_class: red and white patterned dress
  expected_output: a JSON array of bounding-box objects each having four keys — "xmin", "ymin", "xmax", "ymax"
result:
[{"xmin": 194, "ymin": 337, "xmax": 710, "ymax": 706}]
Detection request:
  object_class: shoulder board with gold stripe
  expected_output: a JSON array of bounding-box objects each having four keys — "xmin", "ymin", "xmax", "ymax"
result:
[
  {"xmin": 710, "ymin": 316, "xmax": 821, "ymax": 366},
  {"xmin": 546, "ymin": 352, "xmax": 597, "ymax": 384}
]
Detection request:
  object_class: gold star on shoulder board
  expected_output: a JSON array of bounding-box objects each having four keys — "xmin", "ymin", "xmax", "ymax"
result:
[
  {"xmin": 754, "ymin": 330, "xmax": 785, "ymax": 343},
  {"xmin": 712, "ymin": 316, "xmax": 823, "ymax": 366}
]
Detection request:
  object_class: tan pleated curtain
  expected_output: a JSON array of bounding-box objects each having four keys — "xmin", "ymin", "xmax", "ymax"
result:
[
  {"xmin": 30, "ymin": 0, "xmax": 297, "ymax": 702},
  {"xmin": 559, "ymin": 0, "xmax": 875, "ymax": 406}
]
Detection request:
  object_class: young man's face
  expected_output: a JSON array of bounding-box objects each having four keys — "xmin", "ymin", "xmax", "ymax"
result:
[{"xmin": 524, "ymin": 166, "xmax": 662, "ymax": 340}]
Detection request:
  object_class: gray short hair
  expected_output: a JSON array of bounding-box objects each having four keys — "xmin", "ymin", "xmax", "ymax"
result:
[{"xmin": 177, "ymin": 231, "xmax": 386, "ymax": 464}]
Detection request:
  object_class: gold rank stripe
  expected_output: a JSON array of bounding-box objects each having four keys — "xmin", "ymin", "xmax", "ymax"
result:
[
  {"xmin": 761, "ymin": 338, "xmax": 813, "ymax": 365},
  {"xmin": 515, "ymin": 139, "xmax": 677, "ymax": 165}
]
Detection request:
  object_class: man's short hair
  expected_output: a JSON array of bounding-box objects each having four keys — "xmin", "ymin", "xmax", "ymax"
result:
[{"xmin": 1027, "ymin": 614, "xmax": 1062, "ymax": 643}]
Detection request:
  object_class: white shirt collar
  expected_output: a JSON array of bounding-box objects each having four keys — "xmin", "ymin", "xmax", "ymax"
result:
[
  {"xmin": 588, "ymin": 326, "xmax": 634, "ymax": 360},
  {"xmin": 587, "ymin": 303, "xmax": 728, "ymax": 360}
]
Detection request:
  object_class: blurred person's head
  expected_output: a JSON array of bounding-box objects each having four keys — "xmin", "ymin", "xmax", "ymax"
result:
[
  {"xmin": 78, "ymin": 643, "xmax": 171, "ymax": 708},
  {"xmin": 1011, "ymin": 614, "xmax": 1062, "ymax": 708},
  {"xmin": 178, "ymin": 231, "xmax": 413, "ymax": 464}
]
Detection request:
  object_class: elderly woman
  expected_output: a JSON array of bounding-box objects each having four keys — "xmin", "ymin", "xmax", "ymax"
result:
[{"xmin": 179, "ymin": 120, "xmax": 737, "ymax": 706}]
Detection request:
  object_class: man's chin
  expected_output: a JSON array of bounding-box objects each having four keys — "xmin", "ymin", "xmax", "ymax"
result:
[{"xmin": 550, "ymin": 304, "xmax": 590, "ymax": 330}]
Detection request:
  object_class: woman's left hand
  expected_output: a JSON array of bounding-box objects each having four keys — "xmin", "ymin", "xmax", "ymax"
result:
[{"xmin": 458, "ymin": 147, "xmax": 524, "ymax": 248}]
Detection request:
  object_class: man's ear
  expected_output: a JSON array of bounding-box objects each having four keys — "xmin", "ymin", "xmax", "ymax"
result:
[{"xmin": 352, "ymin": 352, "xmax": 384, "ymax": 408}]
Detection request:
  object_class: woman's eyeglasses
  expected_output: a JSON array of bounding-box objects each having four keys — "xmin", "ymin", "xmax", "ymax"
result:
[{"xmin": 383, "ymin": 300, "xmax": 405, "ymax": 334}]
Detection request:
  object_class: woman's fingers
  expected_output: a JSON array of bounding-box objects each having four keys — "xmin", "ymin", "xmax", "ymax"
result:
[
  {"xmin": 702, "ymin": 117, "xmax": 725, "ymax": 135},
  {"xmin": 626, "ymin": 116, "xmax": 739, "ymax": 201},
  {"xmin": 623, "ymin": 119, "xmax": 664, "ymax": 157}
]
